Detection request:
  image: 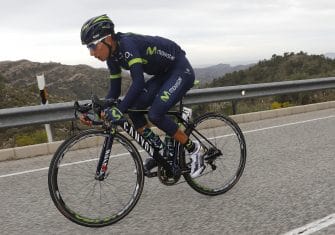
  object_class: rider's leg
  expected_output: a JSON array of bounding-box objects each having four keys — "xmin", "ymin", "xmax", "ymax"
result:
[
  {"xmin": 127, "ymin": 76, "xmax": 164, "ymax": 131},
  {"xmin": 148, "ymin": 56, "xmax": 193, "ymax": 141},
  {"xmin": 126, "ymin": 76, "xmax": 167, "ymax": 148},
  {"xmin": 126, "ymin": 76, "xmax": 166, "ymax": 174},
  {"xmin": 148, "ymin": 56, "xmax": 205, "ymax": 177},
  {"xmin": 173, "ymin": 128, "xmax": 195, "ymax": 152}
]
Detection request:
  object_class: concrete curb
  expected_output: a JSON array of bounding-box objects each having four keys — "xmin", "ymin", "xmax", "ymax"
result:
[
  {"xmin": 0, "ymin": 141, "xmax": 63, "ymax": 162},
  {"xmin": 231, "ymin": 100, "xmax": 335, "ymax": 123},
  {"xmin": 0, "ymin": 101, "xmax": 334, "ymax": 162}
]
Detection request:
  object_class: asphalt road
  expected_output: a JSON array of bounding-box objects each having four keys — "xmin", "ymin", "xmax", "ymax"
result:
[{"xmin": 0, "ymin": 108, "xmax": 334, "ymax": 235}]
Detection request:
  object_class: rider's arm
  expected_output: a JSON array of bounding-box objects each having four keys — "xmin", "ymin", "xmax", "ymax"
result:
[
  {"xmin": 118, "ymin": 63, "xmax": 145, "ymax": 113},
  {"xmin": 117, "ymin": 40, "xmax": 146, "ymax": 113},
  {"xmin": 106, "ymin": 60, "xmax": 122, "ymax": 99}
]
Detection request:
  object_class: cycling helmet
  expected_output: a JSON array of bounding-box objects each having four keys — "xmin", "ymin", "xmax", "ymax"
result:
[{"xmin": 80, "ymin": 14, "xmax": 115, "ymax": 45}]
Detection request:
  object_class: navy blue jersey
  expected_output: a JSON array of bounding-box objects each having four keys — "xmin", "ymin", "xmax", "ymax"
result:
[{"xmin": 105, "ymin": 32, "xmax": 185, "ymax": 112}]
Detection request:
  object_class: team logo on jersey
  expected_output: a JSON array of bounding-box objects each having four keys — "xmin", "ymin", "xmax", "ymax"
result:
[
  {"xmin": 146, "ymin": 46, "xmax": 175, "ymax": 61},
  {"xmin": 146, "ymin": 46, "xmax": 157, "ymax": 55},
  {"xmin": 124, "ymin": 51, "xmax": 133, "ymax": 59},
  {"xmin": 160, "ymin": 91, "xmax": 170, "ymax": 102},
  {"xmin": 160, "ymin": 77, "xmax": 183, "ymax": 102}
]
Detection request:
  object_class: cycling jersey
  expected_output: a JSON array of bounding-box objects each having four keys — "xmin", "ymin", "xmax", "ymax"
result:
[
  {"xmin": 128, "ymin": 55, "xmax": 195, "ymax": 136},
  {"xmin": 106, "ymin": 32, "xmax": 185, "ymax": 112}
]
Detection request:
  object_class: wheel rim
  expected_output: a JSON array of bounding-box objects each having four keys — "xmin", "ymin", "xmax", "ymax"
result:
[
  {"xmin": 186, "ymin": 115, "xmax": 246, "ymax": 194},
  {"xmin": 51, "ymin": 133, "xmax": 143, "ymax": 225}
]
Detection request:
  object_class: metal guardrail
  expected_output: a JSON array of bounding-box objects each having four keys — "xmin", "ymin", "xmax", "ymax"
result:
[{"xmin": 0, "ymin": 77, "xmax": 335, "ymax": 129}]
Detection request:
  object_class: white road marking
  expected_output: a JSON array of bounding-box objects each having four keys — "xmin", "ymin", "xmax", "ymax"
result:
[
  {"xmin": 0, "ymin": 167, "xmax": 50, "ymax": 178},
  {"xmin": 282, "ymin": 213, "xmax": 335, "ymax": 235},
  {"xmin": 0, "ymin": 115, "xmax": 334, "ymax": 179},
  {"xmin": 211, "ymin": 115, "xmax": 335, "ymax": 140},
  {"xmin": 243, "ymin": 115, "xmax": 335, "ymax": 135},
  {"xmin": 0, "ymin": 151, "xmax": 134, "ymax": 178}
]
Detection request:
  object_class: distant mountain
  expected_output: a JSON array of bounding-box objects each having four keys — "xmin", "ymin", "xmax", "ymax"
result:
[
  {"xmin": 194, "ymin": 63, "xmax": 253, "ymax": 84},
  {"xmin": 324, "ymin": 52, "xmax": 335, "ymax": 59}
]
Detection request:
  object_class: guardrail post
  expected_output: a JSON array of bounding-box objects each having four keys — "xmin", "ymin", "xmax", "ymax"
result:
[
  {"xmin": 232, "ymin": 101, "xmax": 238, "ymax": 115},
  {"xmin": 37, "ymin": 74, "xmax": 53, "ymax": 142}
]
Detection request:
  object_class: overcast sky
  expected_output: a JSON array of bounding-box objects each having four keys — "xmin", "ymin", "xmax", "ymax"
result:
[{"xmin": 1, "ymin": 0, "xmax": 335, "ymax": 68}]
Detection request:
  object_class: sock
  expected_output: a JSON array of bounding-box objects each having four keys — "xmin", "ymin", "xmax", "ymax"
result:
[
  {"xmin": 185, "ymin": 139, "xmax": 195, "ymax": 153},
  {"xmin": 143, "ymin": 128, "xmax": 163, "ymax": 149}
]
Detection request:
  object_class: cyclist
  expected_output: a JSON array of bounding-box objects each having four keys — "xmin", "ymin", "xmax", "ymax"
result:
[{"xmin": 80, "ymin": 14, "xmax": 204, "ymax": 177}]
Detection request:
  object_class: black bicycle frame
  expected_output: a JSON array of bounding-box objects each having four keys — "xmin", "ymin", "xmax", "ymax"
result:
[
  {"xmin": 96, "ymin": 106, "xmax": 193, "ymax": 177},
  {"xmin": 95, "ymin": 97, "xmax": 210, "ymax": 177},
  {"xmin": 95, "ymin": 134, "xmax": 114, "ymax": 180},
  {"xmin": 121, "ymin": 109, "xmax": 188, "ymax": 172}
]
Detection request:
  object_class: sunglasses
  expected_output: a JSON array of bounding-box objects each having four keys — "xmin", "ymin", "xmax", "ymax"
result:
[{"xmin": 87, "ymin": 35, "xmax": 110, "ymax": 50}]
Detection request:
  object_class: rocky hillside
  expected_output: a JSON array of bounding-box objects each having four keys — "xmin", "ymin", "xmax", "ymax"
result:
[
  {"xmin": 0, "ymin": 60, "xmax": 131, "ymax": 108},
  {"xmin": 0, "ymin": 59, "xmax": 249, "ymax": 108}
]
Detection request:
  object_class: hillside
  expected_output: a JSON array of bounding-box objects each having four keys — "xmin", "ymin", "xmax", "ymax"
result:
[
  {"xmin": 209, "ymin": 52, "xmax": 335, "ymax": 87},
  {"xmin": 1, "ymin": 53, "xmax": 334, "ymax": 109},
  {"xmin": 0, "ymin": 60, "xmax": 248, "ymax": 109},
  {"xmin": 0, "ymin": 60, "xmax": 131, "ymax": 108}
]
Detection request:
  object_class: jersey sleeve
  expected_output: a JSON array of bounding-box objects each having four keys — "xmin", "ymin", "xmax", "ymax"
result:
[
  {"xmin": 105, "ymin": 59, "xmax": 122, "ymax": 99},
  {"xmin": 118, "ymin": 40, "xmax": 146, "ymax": 113}
]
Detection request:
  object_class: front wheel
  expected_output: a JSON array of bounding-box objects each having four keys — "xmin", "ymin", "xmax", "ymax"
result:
[
  {"xmin": 48, "ymin": 129, "xmax": 144, "ymax": 227},
  {"xmin": 183, "ymin": 113, "xmax": 246, "ymax": 196}
]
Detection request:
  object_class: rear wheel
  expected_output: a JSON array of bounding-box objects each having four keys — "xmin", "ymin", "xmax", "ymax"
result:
[
  {"xmin": 48, "ymin": 129, "xmax": 144, "ymax": 227},
  {"xmin": 183, "ymin": 113, "xmax": 246, "ymax": 196}
]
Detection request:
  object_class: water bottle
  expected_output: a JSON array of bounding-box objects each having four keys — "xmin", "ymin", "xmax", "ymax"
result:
[{"xmin": 164, "ymin": 135, "xmax": 175, "ymax": 160}]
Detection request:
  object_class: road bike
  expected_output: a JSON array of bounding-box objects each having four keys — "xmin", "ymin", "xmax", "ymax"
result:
[{"xmin": 48, "ymin": 96, "xmax": 247, "ymax": 227}]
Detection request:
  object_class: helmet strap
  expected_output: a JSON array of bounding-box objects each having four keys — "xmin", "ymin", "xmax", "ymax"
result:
[{"xmin": 102, "ymin": 40, "xmax": 113, "ymax": 58}]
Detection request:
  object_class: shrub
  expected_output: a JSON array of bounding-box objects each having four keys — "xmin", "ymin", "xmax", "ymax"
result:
[
  {"xmin": 15, "ymin": 130, "xmax": 47, "ymax": 147},
  {"xmin": 271, "ymin": 101, "xmax": 282, "ymax": 109}
]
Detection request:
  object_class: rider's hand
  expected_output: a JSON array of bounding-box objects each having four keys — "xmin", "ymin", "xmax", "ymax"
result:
[
  {"xmin": 79, "ymin": 114, "xmax": 92, "ymax": 126},
  {"xmin": 102, "ymin": 106, "xmax": 124, "ymax": 124}
]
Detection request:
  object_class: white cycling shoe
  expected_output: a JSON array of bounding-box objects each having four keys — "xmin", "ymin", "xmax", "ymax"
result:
[{"xmin": 189, "ymin": 141, "xmax": 205, "ymax": 178}]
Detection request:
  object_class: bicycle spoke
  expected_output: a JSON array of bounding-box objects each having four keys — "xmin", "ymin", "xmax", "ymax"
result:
[
  {"xmin": 183, "ymin": 113, "xmax": 246, "ymax": 196},
  {"xmin": 49, "ymin": 130, "xmax": 144, "ymax": 226}
]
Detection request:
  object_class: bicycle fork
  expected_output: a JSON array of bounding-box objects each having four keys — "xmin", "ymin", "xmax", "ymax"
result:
[{"xmin": 95, "ymin": 130, "xmax": 115, "ymax": 181}]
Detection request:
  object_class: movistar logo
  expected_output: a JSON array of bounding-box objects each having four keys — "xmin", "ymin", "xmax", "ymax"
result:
[
  {"xmin": 146, "ymin": 46, "xmax": 175, "ymax": 61},
  {"xmin": 112, "ymin": 109, "xmax": 122, "ymax": 120},
  {"xmin": 146, "ymin": 46, "xmax": 157, "ymax": 55},
  {"xmin": 160, "ymin": 91, "xmax": 170, "ymax": 102}
]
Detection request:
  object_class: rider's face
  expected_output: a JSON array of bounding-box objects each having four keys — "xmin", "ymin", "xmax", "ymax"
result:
[
  {"xmin": 89, "ymin": 36, "xmax": 114, "ymax": 61},
  {"xmin": 89, "ymin": 41, "xmax": 109, "ymax": 61}
]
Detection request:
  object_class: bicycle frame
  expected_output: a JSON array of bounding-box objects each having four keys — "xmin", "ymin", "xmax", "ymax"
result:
[{"xmin": 96, "ymin": 107, "xmax": 190, "ymax": 178}]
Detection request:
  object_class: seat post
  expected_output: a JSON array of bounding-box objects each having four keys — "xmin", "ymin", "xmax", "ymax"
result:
[{"xmin": 179, "ymin": 99, "xmax": 183, "ymax": 114}]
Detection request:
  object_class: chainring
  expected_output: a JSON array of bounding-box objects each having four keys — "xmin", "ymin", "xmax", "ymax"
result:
[{"xmin": 157, "ymin": 165, "xmax": 181, "ymax": 186}]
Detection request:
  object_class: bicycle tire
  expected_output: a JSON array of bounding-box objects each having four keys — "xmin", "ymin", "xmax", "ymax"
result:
[
  {"xmin": 182, "ymin": 113, "xmax": 246, "ymax": 196},
  {"xmin": 48, "ymin": 129, "xmax": 144, "ymax": 227}
]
